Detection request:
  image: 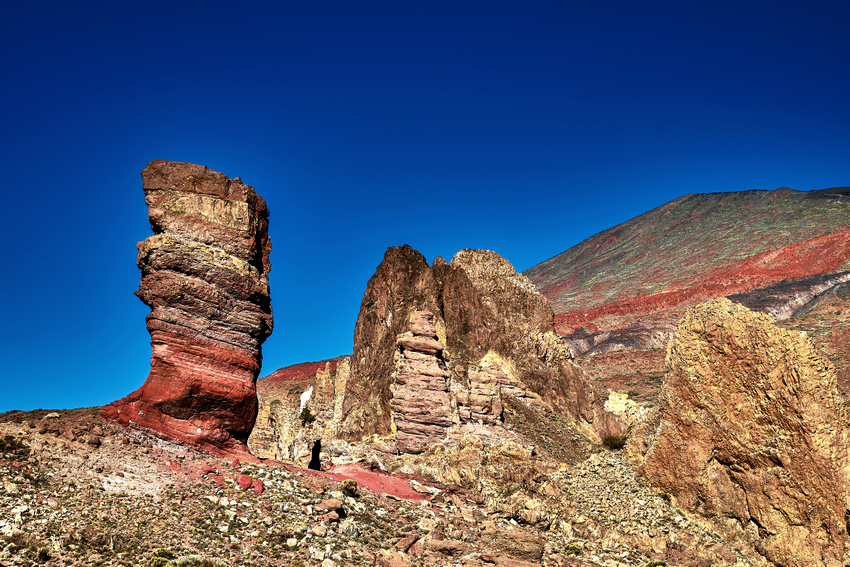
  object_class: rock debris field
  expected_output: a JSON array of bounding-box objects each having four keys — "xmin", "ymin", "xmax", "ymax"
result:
[{"xmin": 0, "ymin": 409, "xmax": 763, "ymax": 567}]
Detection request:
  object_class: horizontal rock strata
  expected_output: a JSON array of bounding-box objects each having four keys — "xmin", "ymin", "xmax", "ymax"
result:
[{"xmin": 102, "ymin": 160, "xmax": 273, "ymax": 455}]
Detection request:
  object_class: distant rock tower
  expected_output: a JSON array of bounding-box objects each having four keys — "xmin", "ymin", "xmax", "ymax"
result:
[{"xmin": 102, "ymin": 160, "xmax": 273, "ymax": 454}]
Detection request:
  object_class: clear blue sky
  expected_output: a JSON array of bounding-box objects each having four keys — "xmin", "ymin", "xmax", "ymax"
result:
[{"xmin": 2, "ymin": 1, "xmax": 849, "ymax": 412}]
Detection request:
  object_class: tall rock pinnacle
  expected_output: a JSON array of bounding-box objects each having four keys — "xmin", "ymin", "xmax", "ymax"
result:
[{"xmin": 102, "ymin": 160, "xmax": 273, "ymax": 454}]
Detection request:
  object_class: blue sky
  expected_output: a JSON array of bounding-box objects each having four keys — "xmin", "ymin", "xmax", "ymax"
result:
[{"xmin": 2, "ymin": 1, "xmax": 849, "ymax": 412}]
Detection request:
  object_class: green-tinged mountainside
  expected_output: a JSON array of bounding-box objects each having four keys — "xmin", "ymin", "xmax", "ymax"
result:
[{"xmin": 524, "ymin": 187, "xmax": 850, "ymax": 335}]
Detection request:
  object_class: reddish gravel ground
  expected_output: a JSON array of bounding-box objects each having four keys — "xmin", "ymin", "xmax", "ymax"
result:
[{"xmin": 255, "ymin": 461, "xmax": 431, "ymax": 502}]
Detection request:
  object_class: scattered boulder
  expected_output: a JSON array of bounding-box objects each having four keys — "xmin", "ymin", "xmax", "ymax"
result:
[
  {"xmin": 102, "ymin": 160, "xmax": 273, "ymax": 455},
  {"xmin": 235, "ymin": 474, "xmax": 253, "ymax": 490},
  {"xmin": 635, "ymin": 298, "xmax": 850, "ymax": 567},
  {"xmin": 315, "ymin": 498, "xmax": 343, "ymax": 512},
  {"xmin": 340, "ymin": 478, "xmax": 358, "ymax": 497}
]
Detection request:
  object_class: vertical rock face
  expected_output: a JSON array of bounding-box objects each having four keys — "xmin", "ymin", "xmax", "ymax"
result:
[
  {"xmin": 338, "ymin": 245, "xmax": 621, "ymax": 453},
  {"xmin": 339, "ymin": 245, "xmax": 441, "ymax": 439},
  {"xmin": 102, "ymin": 160, "xmax": 273, "ymax": 454},
  {"xmin": 636, "ymin": 298, "xmax": 850, "ymax": 567}
]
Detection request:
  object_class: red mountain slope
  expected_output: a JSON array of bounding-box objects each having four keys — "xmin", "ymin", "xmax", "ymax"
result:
[{"xmin": 524, "ymin": 187, "xmax": 850, "ymax": 336}]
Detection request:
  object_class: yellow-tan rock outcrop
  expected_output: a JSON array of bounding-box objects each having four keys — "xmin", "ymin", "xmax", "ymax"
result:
[{"xmin": 636, "ymin": 298, "xmax": 850, "ymax": 567}]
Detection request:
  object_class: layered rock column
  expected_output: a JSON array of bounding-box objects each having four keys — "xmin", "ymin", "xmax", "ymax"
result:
[
  {"xmin": 102, "ymin": 160, "xmax": 273, "ymax": 454},
  {"xmin": 637, "ymin": 298, "xmax": 850, "ymax": 567},
  {"xmin": 392, "ymin": 311, "xmax": 452, "ymax": 453}
]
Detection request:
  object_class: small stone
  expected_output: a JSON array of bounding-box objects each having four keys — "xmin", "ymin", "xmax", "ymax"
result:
[
  {"xmin": 236, "ymin": 475, "xmax": 253, "ymax": 490},
  {"xmin": 396, "ymin": 534, "xmax": 418, "ymax": 552},
  {"xmin": 311, "ymin": 524, "xmax": 327, "ymax": 537},
  {"xmin": 316, "ymin": 498, "xmax": 343, "ymax": 511},
  {"xmin": 286, "ymin": 538, "xmax": 298, "ymax": 549},
  {"xmin": 251, "ymin": 479, "xmax": 264, "ymax": 495},
  {"xmin": 322, "ymin": 511, "xmax": 340, "ymax": 523}
]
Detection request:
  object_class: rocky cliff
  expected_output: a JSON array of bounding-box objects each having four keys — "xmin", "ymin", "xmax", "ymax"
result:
[
  {"xmin": 102, "ymin": 160, "xmax": 273, "ymax": 455},
  {"xmin": 248, "ymin": 358, "xmax": 349, "ymax": 464},
  {"xmin": 337, "ymin": 246, "xmax": 624, "ymax": 454},
  {"xmin": 250, "ymin": 245, "xmax": 623, "ymax": 462},
  {"xmin": 634, "ymin": 298, "xmax": 850, "ymax": 566}
]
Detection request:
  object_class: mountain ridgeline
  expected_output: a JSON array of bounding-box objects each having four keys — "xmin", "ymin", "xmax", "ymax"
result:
[{"xmin": 524, "ymin": 187, "xmax": 850, "ymax": 355}]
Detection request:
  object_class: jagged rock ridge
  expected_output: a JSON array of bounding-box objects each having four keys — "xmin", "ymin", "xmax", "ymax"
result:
[
  {"xmin": 335, "ymin": 246, "xmax": 625, "ymax": 454},
  {"xmin": 632, "ymin": 298, "xmax": 850, "ymax": 567},
  {"xmin": 251, "ymin": 245, "xmax": 627, "ymax": 462},
  {"xmin": 102, "ymin": 160, "xmax": 273, "ymax": 455}
]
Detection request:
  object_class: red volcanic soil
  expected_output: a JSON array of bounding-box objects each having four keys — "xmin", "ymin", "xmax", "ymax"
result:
[
  {"xmin": 237, "ymin": 460, "xmax": 430, "ymax": 502},
  {"xmin": 321, "ymin": 464, "xmax": 429, "ymax": 502},
  {"xmin": 261, "ymin": 357, "xmax": 347, "ymax": 385},
  {"xmin": 555, "ymin": 230, "xmax": 850, "ymax": 334}
]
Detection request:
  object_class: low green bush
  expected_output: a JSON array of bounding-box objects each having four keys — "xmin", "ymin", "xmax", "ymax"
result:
[{"xmin": 299, "ymin": 406, "xmax": 316, "ymax": 424}]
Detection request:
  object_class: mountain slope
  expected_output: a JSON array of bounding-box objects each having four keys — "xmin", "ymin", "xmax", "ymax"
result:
[{"xmin": 524, "ymin": 187, "xmax": 850, "ymax": 336}]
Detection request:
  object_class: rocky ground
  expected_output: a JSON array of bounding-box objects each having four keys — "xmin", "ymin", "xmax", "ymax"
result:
[
  {"xmin": 4, "ymin": 293, "xmax": 844, "ymax": 566},
  {"xmin": 1, "ymin": 408, "xmax": 762, "ymax": 567}
]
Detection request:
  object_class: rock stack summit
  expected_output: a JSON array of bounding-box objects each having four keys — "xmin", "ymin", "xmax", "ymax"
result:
[{"xmin": 102, "ymin": 160, "xmax": 273, "ymax": 454}]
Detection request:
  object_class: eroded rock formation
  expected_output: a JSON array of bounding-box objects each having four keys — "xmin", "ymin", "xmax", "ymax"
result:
[
  {"xmin": 634, "ymin": 298, "xmax": 850, "ymax": 566},
  {"xmin": 102, "ymin": 160, "xmax": 273, "ymax": 454},
  {"xmin": 248, "ymin": 358, "xmax": 349, "ymax": 464},
  {"xmin": 337, "ymin": 246, "xmax": 623, "ymax": 454}
]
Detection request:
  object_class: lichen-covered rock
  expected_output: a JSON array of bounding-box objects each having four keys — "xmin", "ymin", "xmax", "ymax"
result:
[
  {"xmin": 636, "ymin": 298, "xmax": 850, "ymax": 567},
  {"xmin": 102, "ymin": 160, "xmax": 273, "ymax": 455}
]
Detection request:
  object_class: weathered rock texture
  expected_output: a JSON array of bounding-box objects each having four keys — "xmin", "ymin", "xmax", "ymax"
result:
[
  {"xmin": 635, "ymin": 298, "xmax": 850, "ymax": 567},
  {"xmin": 102, "ymin": 160, "xmax": 273, "ymax": 454},
  {"xmin": 337, "ymin": 246, "xmax": 623, "ymax": 454},
  {"xmin": 729, "ymin": 269, "xmax": 850, "ymax": 322}
]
